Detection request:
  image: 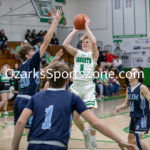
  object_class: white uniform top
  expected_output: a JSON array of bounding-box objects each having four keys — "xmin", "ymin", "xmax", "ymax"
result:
[{"xmin": 73, "ymin": 50, "xmax": 96, "ymax": 82}]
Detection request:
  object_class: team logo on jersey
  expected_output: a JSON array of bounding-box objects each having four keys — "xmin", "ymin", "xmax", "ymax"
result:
[
  {"xmin": 76, "ymin": 57, "xmax": 91, "ymax": 64},
  {"xmin": 128, "ymin": 94, "xmax": 139, "ymax": 101}
]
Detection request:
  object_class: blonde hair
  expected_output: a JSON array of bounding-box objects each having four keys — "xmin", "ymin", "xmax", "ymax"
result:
[{"xmin": 80, "ymin": 34, "xmax": 89, "ymax": 42}]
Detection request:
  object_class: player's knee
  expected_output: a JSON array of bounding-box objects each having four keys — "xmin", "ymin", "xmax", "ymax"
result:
[
  {"xmin": 2, "ymin": 97, "xmax": 8, "ymax": 102},
  {"xmin": 128, "ymin": 134, "xmax": 136, "ymax": 144}
]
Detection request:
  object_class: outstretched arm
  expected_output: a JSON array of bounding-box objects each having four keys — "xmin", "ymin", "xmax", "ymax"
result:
[
  {"xmin": 40, "ymin": 9, "xmax": 62, "ymax": 58},
  {"xmin": 63, "ymin": 29, "xmax": 79, "ymax": 56},
  {"xmin": 115, "ymin": 89, "xmax": 129, "ymax": 113},
  {"xmin": 85, "ymin": 17, "xmax": 99, "ymax": 62},
  {"xmin": 81, "ymin": 110, "xmax": 136, "ymax": 150}
]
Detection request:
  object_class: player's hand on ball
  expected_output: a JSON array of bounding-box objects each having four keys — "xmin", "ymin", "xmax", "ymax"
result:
[
  {"xmin": 118, "ymin": 140, "xmax": 137, "ymax": 150},
  {"xmin": 85, "ymin": 17, "xmax": 90, "ymax": 28},
  {"xmin": 115, "ymin": 105, "xmax": 121, "ymax": 113},
  {"xmin": 73, "ymin": 28, "xmax": 80, "ymax": 33}
]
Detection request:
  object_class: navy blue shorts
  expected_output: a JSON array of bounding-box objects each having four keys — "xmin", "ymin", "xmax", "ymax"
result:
[
  {"xmin": 129, "ymin": 116, "xmax": 150, "ymax": 134},
  {"xmin": 28, "ymin": 144, "xmax": 67, "ymax": 150},
  {"xmin": 14, "ymin": 97, "xmax": 32, "ymax": 128}
]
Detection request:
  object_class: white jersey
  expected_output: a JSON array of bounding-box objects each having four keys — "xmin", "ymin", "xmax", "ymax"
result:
[{"xmin": 73, "ymin": 50, "xmax": 96, "ymax": 82}]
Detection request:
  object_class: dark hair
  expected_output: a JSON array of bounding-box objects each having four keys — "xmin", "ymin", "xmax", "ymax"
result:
[
  {"xmin": 16, "ymin": 44, "xmax": 33, "ymax": 62},
  {"xmin": 131, "ymin": 67, "xmax": 144, "ymax": 83},
  {"xmin": 47, "ymin": 62, "xmax": 70, "ymax": 88},
  {"xmin": 137, "ymin": 66, "xmax": 144, "ymax": 83}
]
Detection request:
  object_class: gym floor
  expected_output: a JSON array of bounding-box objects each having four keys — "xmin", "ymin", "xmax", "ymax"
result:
[{"xmin": 0, "ymin": 99, "xmax": 150, "ymax": 150}]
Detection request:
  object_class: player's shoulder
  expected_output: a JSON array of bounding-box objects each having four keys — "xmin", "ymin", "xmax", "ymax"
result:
[
  {"xmin": 69, "ymin": 92, "xmax": 82, "ymax": 102},
  {"xmin": 22, "ymin": 51, "xmax": 40, "ymax": 66},
  {"xmin": 140, "ymin": 84, "xmax": 148, "ymax": 91}
]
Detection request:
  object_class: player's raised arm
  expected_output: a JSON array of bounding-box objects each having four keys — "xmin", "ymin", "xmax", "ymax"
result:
[
  {"xmin": 115, "ymin": 89, "xmax": 130, "ymax": 113},
  {"xmin": 11, "ymin": 108, "xmax": 32, "ymax": 150},
  {"xmin": 63, "ymin": 28, "xmax": 79, "ymax": 56},
  {"xmin": 85, "ymin": 17, "xmax": 99, "ymax": 62},
  {"xmin": 140, "ymin": 85, "xmax": 150, "ymax": 102},
  {"xmin": 40, "ymin": 9, "xmax": 62, "ymax": 58},
  {"xmin": 81, "ymin": 110, "xmax": 136, "ymax": 150}
]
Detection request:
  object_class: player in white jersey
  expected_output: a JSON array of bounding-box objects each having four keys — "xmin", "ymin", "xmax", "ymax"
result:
[{"xmin": 63, "ymin": 17, "xmax": 99, "ymax": 150}]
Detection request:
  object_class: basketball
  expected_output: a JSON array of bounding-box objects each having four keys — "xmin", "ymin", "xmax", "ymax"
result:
[{"xmin": 73, "ymin": 14, "xmax": 88, "ymax": 30}]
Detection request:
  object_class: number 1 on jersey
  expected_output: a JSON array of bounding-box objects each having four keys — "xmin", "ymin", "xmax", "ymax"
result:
[
  {"xmin": 80, "ymin": 64, "xmax": 84, "ymax": 75},
  {"xmin": 42, "ymin": 105, "xmax": 54, "ymax": 129}
]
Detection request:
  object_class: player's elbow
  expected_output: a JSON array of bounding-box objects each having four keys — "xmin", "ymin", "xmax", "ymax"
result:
[
  {"xmin": 16, "ymin": 118, "xmax": 26, "ymax": 126},
  {"xmin": 62, "ymin": 42, "xmax": 69, "ymax": 48}
]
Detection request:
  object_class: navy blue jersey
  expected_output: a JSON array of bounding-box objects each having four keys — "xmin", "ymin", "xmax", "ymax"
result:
[
  {"xmin": 26, "ymin": 89, "xmax": 88, "ymax": 146},
  {"xmin": 19, "ymin": 51, "xmax": 41, "ymax": 96},
  {"xmin": 128, "ymin": 83, "xmax": 150, "ymax": 118}
]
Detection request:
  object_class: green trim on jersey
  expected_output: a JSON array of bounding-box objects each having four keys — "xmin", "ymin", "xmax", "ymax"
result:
[
  {"xmin": 0, "ymin": 73, "xmax": 11, "ymax": 83},
  {"xmin": 0, "ymin": 90, "xmax": 10, "ymax": 93}
]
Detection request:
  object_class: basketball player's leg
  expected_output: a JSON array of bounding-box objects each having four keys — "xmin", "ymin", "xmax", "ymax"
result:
[
  {"xmin": 83, "ymin": 84, "xmax": 97, "ymax": 149},
  {"xmin": 73, "ymin": 111, "xmax": 90, "ymax": 148},
  {"xmin": 88, "ymin": 109, "xmax": 97, "ymax": 149},
  {"xmin": 128, "ymin": 118, "xmax": 149, "ymax": 150},
  {"xmin": 138, "ymin": 134, "xmax": 148, "ymax": 150},
  {"xmin": 71, "ymin": 84, "xmax": 85, "ymax": 131},
  {"xmin": 0, "ymin": 93, "xmax": 8, "ymax": 107},
  {"xmin": 128, "ymin": 133, "xmax": 148, "ymax": 150},
  {"xmin": 70, "ymin": 84, "xmax": 91, "ymax": 148},
  {"xmin": 3, "ymin": 93, "xmax": 9, "ymax": 114},
  {"xmin": 0, "ymin": 92, "xmax": 9, "ymax": 116},
  {"xmin": 14, "ymin": 97, "xmax": 32, "ymax": 135}
]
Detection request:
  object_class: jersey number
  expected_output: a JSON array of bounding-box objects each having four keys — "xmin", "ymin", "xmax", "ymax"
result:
[
  {"xmin": 42, "ymin": 105, "xmax": 54, "ymax": 129},
  {"xmin": 20, "ymin": 78, "xmax": 30, "ymax": 88},
  {"xmin": 80, "ymin": 64, "xmax": 84, "ymax": 75}
]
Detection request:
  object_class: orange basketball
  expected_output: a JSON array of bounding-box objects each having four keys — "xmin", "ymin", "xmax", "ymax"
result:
[{"xmin": 73, "ymin": 14, "xmax": 88, "ymax": 30}]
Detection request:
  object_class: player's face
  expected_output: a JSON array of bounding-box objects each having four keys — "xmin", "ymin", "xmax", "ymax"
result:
[
  {"xmin": 82, "ymin": 38, "xmax": 92, "ymax": 51},
  {"xmin": 129, "ymin": 68, "xmax": 139, "ymax": 82},
  {"xmin": 26, "ymin": 49, "xmax": 36, "ymax": 59},
  {"xmin": 1, "ymin": 66, "xmax": 8, "ymax": 74}
]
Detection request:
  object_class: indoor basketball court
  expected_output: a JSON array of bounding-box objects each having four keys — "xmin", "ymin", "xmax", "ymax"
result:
[{"xmin": 0, "ymin": 0, "xmax": 150, "ymax": 150}]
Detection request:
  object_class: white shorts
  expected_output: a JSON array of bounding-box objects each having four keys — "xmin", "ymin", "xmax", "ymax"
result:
[{"xmin": 70, "ymin": 81, "xmax": 97, "ymax": 108}]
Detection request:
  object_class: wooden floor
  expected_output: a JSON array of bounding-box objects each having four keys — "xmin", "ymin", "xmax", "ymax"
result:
[{"xmin": 0, "ymin": 99, "xmax": 150, "ymax": 150}]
